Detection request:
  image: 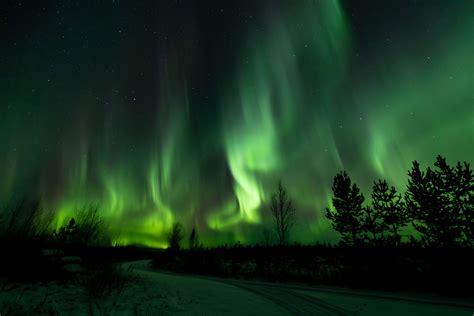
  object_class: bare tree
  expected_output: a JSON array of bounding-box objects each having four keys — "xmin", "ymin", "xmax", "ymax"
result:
[
  {"xmin": 270, "ymin": 181, "xmax": 295, "ymax": 247},
  {"xmin": 261, "ymin": 227, "xmax": 272, "ymax": 247},
  {"xmin": 167, "ymin": 222, "xmax": 185, "ymax": 251}
]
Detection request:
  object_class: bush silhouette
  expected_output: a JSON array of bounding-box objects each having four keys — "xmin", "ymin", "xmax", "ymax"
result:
[
  {"xmin": 54, "ymin": 218, "xmax": 79, "ymax": 244},
  {"xmin": 54, "ymin": 205, "xmax": 104, "ymax": 246},
  {"xmin": 0, "ymin": 201, "xmax": 45, "ymax": 243},
  {"xmin": 81, "ymin": 264, "xmax": 136, "ymax": 299}
]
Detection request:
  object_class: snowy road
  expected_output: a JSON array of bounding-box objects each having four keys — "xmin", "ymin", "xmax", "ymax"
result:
[
  {"xmin": 128, "ymin": 260, "xmax": 474, "ymax": 315},
  {"xmin": 219, "ymin": 280, "xmax": 350, "ymax": 315},
  {"xmin": 217, "ymin": 279, "xmax": 474, "ymax": 316},
  {"xmin": 2, "ymin": 260, "xmax": 472, "ymax": 315}
]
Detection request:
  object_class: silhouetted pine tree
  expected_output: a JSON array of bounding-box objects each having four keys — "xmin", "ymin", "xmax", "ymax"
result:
[
  {"xmin": 326, "ymin": 171, "xmax": 366, "ymax": 247},
  {"xmin": 362, "ymin": 205, "xmax": 379, "ymax": 244},
  {"xmin": 167, "ymin": 222, "xmax": 185, "ymax": 251},
  {"xmin": 405, "ymin": 156, "xmax": 470, "ymax": 247},
  {"xmin": 370, "ymin": 180, "xmax": 407, "ymax": 246},
  {"xmin": 189, "ymin": 228, "xmax": 199, "ymax": 250},
  {"xmin": 451, "ymin": 159, "xmax": 473, "ymax": 247}
]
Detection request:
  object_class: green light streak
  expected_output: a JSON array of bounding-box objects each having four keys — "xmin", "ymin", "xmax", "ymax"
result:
[
  {"xmin": 0, "ymin": 1, "xmax": 471, "ymax": 247},
  {"xmin": 217, "ymin": 0, "xmax": 350, "ymax": 234}
]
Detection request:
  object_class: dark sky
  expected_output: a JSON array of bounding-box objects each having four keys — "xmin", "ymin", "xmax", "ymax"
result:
[{"xmin": 1, "ymin": 0, "xmax": 472, "ymax": 247}]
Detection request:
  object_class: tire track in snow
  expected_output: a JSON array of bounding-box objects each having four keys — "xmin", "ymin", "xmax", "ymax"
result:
[
  {"xmin": 222, "ymin": 279, "xmax": 351, "ymax": 316},
  {"xmin": 128, "ymin": 261, "xmax": 474, "ymax": 314}
]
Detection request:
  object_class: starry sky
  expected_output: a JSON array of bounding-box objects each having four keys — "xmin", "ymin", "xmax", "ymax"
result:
[{"xmin": 1, "ymin": 0, "xmax": 473, "ymax": 247}]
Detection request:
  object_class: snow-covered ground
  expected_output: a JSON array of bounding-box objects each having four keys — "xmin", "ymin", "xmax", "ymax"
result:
[{"xmin": 1, "ymin": 260, "xmax": 472, "ymax": 315}]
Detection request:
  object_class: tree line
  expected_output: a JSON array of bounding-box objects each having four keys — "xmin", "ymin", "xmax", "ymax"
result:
[
  {"xmin": 326, "ymin": 155, "xmax": 472, "ymax": 248},
  {"xmin": 166, "ymin": 155, "xmax": 472, "ymax": 250},
  {"xmin": 5, "ymin": 154, "xmax": 465, "ymax": 251}
]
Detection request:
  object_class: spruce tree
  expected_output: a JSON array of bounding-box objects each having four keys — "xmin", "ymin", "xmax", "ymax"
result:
[
  {"xmin": 326, "ymin": 171, "xmax": 366, "ymax": 246},
  {"xmin": 370, "ymin": 180, "xmax": 407, "ymax": 246},
  {"xmin": 405, "ymin": 156, "xmax": 470, "ymax": 247}
]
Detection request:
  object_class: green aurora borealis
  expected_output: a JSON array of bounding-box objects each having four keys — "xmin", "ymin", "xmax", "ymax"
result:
[{"xmin": 1, "ymin": 1, "xmax": 473, "ymax": 247}]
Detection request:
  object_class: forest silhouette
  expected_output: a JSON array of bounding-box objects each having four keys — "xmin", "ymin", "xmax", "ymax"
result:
[{"xmin": 0, "ymin": 154, "xmax": 472, "ymax": 296}]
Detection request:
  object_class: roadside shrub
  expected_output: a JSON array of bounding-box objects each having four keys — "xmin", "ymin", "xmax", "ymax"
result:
[
  {"xmin": 54, "ymin": 204, "xmax": 108, "ymax": 247},
  {"xmin": 0, "ymin": 298, "xmax": 59, "ymax": 316},
  {"xmin": 80, "ymin": 264, "xmax": 137, "ymax": 299}
]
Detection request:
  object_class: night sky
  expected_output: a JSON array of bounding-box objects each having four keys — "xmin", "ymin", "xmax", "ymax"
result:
[{"xmin": 1, "ymin": 0, "xmax": 473, "ymax": 247}]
